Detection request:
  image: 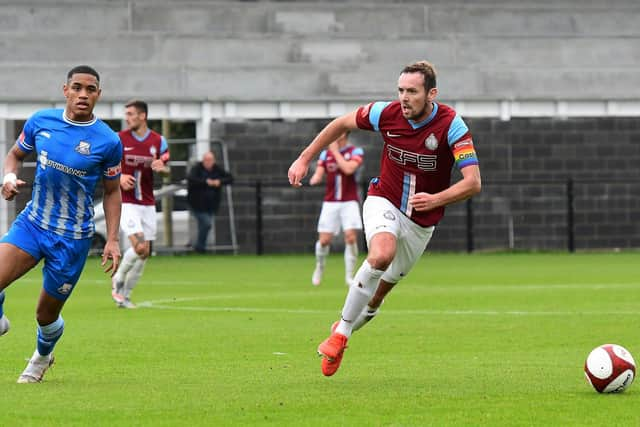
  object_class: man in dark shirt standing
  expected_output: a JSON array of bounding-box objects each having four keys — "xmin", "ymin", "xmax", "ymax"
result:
[{"xmin": 187, "ymin": 151, "xmax": 233, "ymax": 253}]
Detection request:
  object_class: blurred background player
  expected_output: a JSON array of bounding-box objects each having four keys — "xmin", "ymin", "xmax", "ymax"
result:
[
  {"xmin": 288, "ymin": 61, "xmax": 481, "ymax": 376},
  {"xmin": 111, "ymin": 100, "xmax": 170, "ymax": 308},
  {"xmin": 308, "ymin": 132, "xmax": 363, "ymax": 286},
  {"xmin": 186, "ymin": 150, "xmax": 233, "ymax": 253},
  {"xmin": 0, "ymin": 65, "xmax": 122, "ymax": 383}
]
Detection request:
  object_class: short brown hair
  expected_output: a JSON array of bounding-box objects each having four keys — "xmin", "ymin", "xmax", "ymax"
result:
[
  {"xmin": 401, "ymin": 61, "xmax": 437, "ymax": 91},
  {"xmin": 125, "ymin": 99, "xmax": 148, "ymax": 117}
]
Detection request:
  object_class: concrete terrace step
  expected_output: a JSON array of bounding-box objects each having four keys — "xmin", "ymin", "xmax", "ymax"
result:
[
  {"xmin": 0, "ymin": 63, "xmax": 637, "ymax": 102},
  {"xmin": 3, "ymin": 2, "xmax": 640, "ymax": 37}
]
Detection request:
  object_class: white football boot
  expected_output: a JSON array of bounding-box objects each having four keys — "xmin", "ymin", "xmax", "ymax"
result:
[
  {"xmin": 118, "ymin": 298, "xmax": 137, "ymax": 309},
  {"xmin": 311, "ymin": 264, "xmax": 324, "ymax": 286},
  {"xmin": 0, "ymin": 314, "xmax": 10, "ymax": 336},
  {"xmin": 17, "ymin": 350, "xmax": 55, "ymax": 383},
  {"xmin": 111, "ymin": 277, "xmax": 125, "ymax": 304}
]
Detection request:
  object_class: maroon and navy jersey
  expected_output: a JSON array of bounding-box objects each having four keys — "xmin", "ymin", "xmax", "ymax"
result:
[
  {"xmin": 317, "ymin": 145, "xmax": 364, "ymax": 202},
  {"xmin": 356, "ymin": 101, "xmax": 478, "ymax": 227},
  {"xmin": 119, "ymin": 129, "xmax": 169, "ymax": 205}
]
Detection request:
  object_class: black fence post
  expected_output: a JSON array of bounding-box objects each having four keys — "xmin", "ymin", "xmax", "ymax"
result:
[
  {"xmin": 360, "ymin": 179, "xmax": 370, "ymax": 251},
  {"xmin": 567, "ymin": 178, "xmax": 575, "ymax": 253},
  {"xmin": 466, "ymin": 198, "xmax": 474, "ymax": 253},
  {"xmin": 255, "ymin": 181, "xmax": 263, "ymax": 255}
]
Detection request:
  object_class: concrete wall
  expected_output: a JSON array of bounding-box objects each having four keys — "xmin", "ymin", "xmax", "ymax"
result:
[
  {"xmin": 2, "ymin": 1, "xmax": 639, "ymax": 253},
  {"xmin": 210, "ymin": 116, "xmax": 640, "ymax": 253},
  {"xmin": 0, "ymin": 1, "xmax": 639, "ymax": 102}
]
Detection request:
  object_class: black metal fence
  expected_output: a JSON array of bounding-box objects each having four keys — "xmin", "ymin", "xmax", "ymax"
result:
[
  {"xmin": 5, "ymin": 176, "xmax": 639, "ymax": 255},
  {"xmin": 222, "ymin": 178, "xmax": 640, "ymax": 255}
]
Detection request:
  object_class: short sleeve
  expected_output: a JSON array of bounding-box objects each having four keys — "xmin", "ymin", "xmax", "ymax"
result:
[
  {"xmin": 318, "ymin": 150, "xmax": 328, "ymax": 167},
  {"xmin": 103, "ymin": 137, "xmax": 123, "ymax": 180},
  {"xmin": 16, "ymin": 115, "xmax": 37, "ymax": 153},
  {"xmin": 447, "ymin": 115, "xmax": 470, "ymax": 146},
  {"xmin": 159, "ymin": 135, "xmax": 170, "ymax": 163},
  {"xmin": 350, "ymin": 147, "xmax": 364, "ymax": 163},
  {"xmin": 355, "ymin": 101, "xmax": 391, "ymax": 132}
]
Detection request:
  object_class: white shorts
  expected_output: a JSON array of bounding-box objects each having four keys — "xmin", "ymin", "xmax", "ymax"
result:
[
  {"xmin": 362, "ymin": 196, "xmax": 434, "ymax": 284},
  {"xmin": 317, "ymin": 200, "xmax": 363, "ymax": 234},
  {"xmin": 120, "ymin": 203, "xmax": 157, "ymax": 241}
]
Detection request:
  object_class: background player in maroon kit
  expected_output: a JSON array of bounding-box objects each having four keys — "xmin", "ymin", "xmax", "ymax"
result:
[
  {"xmin": 288, "ymin": 61, "xmax": 481, "ymax": 376},
  {"xmin": 308, "ymin": 131, "xmax": 364, "ymax": 287},
  {"xmin": 111, "ymin": 100, "xmax": 170, "ymax": 308}
]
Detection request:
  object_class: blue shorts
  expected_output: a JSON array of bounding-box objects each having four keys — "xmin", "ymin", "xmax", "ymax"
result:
[{"xmin": 0, "ymin": 214, "xmax": 92, "ymax": 301}]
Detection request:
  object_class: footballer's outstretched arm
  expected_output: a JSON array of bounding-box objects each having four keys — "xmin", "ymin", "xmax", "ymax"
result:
[
  {"xmin": 288, "ymin": 111, "xmax": 358, "ymax": 187},
  {"xmin": 1, "ymin": 145, "xmax": 28, "ymax": 201}
]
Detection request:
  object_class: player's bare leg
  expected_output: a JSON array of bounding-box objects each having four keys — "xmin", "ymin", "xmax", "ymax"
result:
[
  {"xmin": 0, "ymin": 243, "xmax": 39, "ymax": 337},
  {"xmin": 312, "ymin": 232, "xmax": 332, "ymax": 286}
]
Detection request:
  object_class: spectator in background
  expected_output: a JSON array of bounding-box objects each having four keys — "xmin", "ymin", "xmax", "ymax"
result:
[{"xmin": 187, "ymin": 151, "xmax": 233, "ymax": 253}]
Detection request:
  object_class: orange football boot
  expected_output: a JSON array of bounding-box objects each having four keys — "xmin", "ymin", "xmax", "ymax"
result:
[{"xmin": 318, "ymin": 329, "xmax": 348, "ymax": 377}]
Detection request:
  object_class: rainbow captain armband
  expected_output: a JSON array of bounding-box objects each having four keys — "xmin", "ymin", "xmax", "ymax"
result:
[{"xmin": 451, "ymin": 138, "xmax": 478, "ymax": 169}]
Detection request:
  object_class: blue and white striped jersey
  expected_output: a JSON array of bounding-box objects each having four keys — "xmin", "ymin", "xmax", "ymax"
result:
[{"xmin": 16, "ymin": 108, "xmax": 122, "ymax": 239}]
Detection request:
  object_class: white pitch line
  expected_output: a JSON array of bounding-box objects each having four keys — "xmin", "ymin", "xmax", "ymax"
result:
[
  {"xmin": 15, "ymin": 278, "xmax": 640, "ymax": 292},
  {"xmin": 137, "ymin": 303, "xmax": 327, "ymax": 314},
  {"xmin": 137, "ymin": 300, "xmax": 640, "ymax": 317}
]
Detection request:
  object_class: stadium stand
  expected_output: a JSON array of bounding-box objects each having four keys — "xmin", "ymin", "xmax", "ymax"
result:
[{"xmin": 1, "ymin": 0, "xmax": 639, "ymax": 252}]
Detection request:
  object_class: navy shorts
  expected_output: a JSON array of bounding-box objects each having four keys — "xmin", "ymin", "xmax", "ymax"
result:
[{"xmin": 1, "ymin": 214, "xmax": 92, "ymax": 301}]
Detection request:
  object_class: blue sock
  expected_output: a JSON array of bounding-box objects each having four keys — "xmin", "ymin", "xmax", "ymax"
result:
[
  {"xmin": 0, "ymin": 290, "xmax": 5, "ymax": 318},
  {"xmin": 37, "ymin": 316, "xmax": 64, "ymax": 356}
]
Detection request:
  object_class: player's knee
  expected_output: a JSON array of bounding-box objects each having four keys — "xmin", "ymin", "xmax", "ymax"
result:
[
  {"xmin": 344, "ymin": 236, "xmax": 356, "ymax": 245},
  {"xmin": 318, "ymin": 236, "xmax": 332, "ymax": 246},
  {"xmin": 133, "ymin": 244, "xmax": 149, "ymax": 258},
  {"xmin": 344, "ymin": 234, "xmax": 357, "ymax": 245},
  {"xmin": 366, "ymin": 254, "xmax": 393, "ymax": 271}
]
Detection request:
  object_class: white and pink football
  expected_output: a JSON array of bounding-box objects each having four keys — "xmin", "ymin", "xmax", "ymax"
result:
[{"xmin": 584, "ymin": 344, "xmax": 635, "ymax": 393}]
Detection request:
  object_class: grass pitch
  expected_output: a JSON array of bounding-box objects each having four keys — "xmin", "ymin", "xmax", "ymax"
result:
[{"xmin": 0, "ymin": 252, "xmax": 639, "ymax": 426}]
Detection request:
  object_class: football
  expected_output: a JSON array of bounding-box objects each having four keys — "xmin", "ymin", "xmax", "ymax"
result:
[{"xmin": 584, "ymin": 344, "xmax": 636, "ymax": 393}]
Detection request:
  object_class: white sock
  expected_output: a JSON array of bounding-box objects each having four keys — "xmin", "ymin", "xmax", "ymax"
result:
[
  {"xmin": 352, "ymin": 304, "xmax": 381, "ymax": 332},
  {"xmin": 315, "ymin": 241, "xmax": 329, "ymax": 267},
  {"xmin": 336, "ymin": 261, "xmax": 384, "ymax": 337},
  {"xmin": 344, "ymin": 242, "xmax": 358, "ymax": 281},
  {"xmin": 113, "ymin": 247, "xmax": 138, "ymax": 284},
  {"xmin": 123, "ymin": 258, "xmax": 146, "ymax": 299}
]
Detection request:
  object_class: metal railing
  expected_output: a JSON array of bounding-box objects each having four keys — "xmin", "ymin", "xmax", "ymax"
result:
[{"xmin": 239, "ymin": 177, "xmax": 640, "ymax": 254}]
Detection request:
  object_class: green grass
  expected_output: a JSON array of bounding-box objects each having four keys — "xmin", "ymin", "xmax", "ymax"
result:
[{"xmin": 1, "ymin": 252, "xmax": 640, "ymax": 426}]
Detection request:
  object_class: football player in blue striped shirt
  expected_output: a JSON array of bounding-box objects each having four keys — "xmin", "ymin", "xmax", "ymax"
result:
[{"xmin": 0, "ymin": 65, "xmax": 123, "ymax": 383}]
